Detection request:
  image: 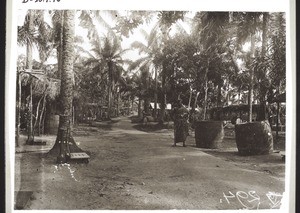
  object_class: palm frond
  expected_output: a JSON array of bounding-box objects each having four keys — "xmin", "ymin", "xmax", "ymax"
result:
[
  {"xmin": 127, "ymin": 56, "xmax": 150, "ymax": 71},
  {"xmin": 131, "ymin": 41, "xmax": 150, "ymax": 55}
]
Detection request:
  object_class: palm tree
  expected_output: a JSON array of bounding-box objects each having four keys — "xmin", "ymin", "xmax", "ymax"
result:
[
  {"xmin": 130, "ymin": 27, "xmax": 161, "ymax": 117},
  {"xmin": 156, "ymin": 11, "xmax": 186, "ymax": 123},
  {"xmin": 83, "ymin": 33, "xmax": 129, "ymax": 119},
  {"xmin": 234, "ymin": 12, "xmax": 262, "ymax": 122},
  {"xmin": 192, "ymin": 12, "xmax": 230, "ymax": 120},
  {"xmin": 48, "ymin": 10, "xmax": 84, "ymax": 162},
  {"xmin": 17, "ymin": 10, "xmax": 47, "ymax": 145},
  {"xmin": 23, "ymin": 10, "xmax": 34, "ymax": 145}
]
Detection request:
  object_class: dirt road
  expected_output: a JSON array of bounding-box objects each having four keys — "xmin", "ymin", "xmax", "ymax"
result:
[{"xmin": 15, "ymin": 116, "xmax": 286, "ymax": 210}]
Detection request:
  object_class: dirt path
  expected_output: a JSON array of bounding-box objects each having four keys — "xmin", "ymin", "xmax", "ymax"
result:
[{"xmin": 15, "ymin": 116, "xmax": 286, "ymax": 210}]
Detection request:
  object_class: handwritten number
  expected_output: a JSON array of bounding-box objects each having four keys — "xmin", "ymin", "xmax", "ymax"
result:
[
  {"xmin": 223, "ymin": 191, "xmax": 235, "ymax": 204},
  {"xmin": 236, "ymin": 191, "xmax": 249, "ymax": 209},
  {"xmin": 223, "ymin": 191, "xmax": 282, "ymax": 210},
  {"xmin": 248, "ymin": 191, "xmax": 260, "ymax": 209},
  {"xmin": 248, "ymin": 191, "xmax": 260, "ymax": 203}
]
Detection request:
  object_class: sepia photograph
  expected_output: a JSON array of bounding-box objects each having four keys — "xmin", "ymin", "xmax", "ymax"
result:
[{"xmin": 6, "ymin": 0, "xmax": 295, "ymax": 211}]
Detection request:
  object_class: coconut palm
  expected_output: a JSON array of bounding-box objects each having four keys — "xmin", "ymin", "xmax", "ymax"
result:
[
  {"xmin": 233, "ymin": 12, "xmax": 262, "ymax": 122},
  {"xmin": 83, "ymin": 33, "xmax": 129, "ymax": 119},
  {"xmin": 48, "ymin": 10, "xmax": 84, "ymax": 163},
  {"xmin": 17, "ymin": 10, "xmax": 53, "ymax": 145},
  {"xmin": 130, "ymin": 27, "xmax": 161, "ymax": 117},
  {"xmin": 156, "ymin": 11, "xmax": 187, "ymax": 123},
  {"xmin": 190, "ymin": 12, "xmax": 230, "ymax": 120}
]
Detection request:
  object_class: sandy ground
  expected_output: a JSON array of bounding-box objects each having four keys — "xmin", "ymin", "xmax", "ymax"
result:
[{"xmin": 14, "ymin": 116, "xmax": 286, "ymax": 210}]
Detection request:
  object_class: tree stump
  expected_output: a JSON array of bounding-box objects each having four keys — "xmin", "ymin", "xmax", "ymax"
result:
[
  {"xmin": 195, "ymin": 121, "xmax": 224, "ymax": 149},
  {"xmin": 235, "ymin": 120, "xmax": 273, "ymax": 155}
]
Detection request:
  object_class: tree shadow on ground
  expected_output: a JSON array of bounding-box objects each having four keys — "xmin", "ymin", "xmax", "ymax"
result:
[
  {"xmin": 132, "ymin": 122, "xmax": 174, "ymax": 132},
  {"xmin": 79, "ymin": 119, "xmax": 121, "ymax": 131}
]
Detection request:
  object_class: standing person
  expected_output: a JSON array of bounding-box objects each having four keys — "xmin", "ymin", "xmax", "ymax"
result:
[{"xmin": 173, "ymin": 100, "xmax": 189, "ymax": 147}]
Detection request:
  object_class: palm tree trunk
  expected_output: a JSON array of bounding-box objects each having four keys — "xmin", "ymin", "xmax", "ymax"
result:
[
  {"xmin": 38, "ymin": 94, "xmax": 46, "ymax": 136},
  {"xmin": 248, "ymin": 32, "xmax": 255, "ymax": 122},
  {"xmin": 144, "ymin": 76, "xmax": 150, "ymax": 115},
  {"xmin": 188, "ymin": 87, "xmax": 192, "ymax": 109},
  {"xmin": 57, "ymin": 11, "xmax": 64, "ymax": 79},
  {"xmin": 194, "ymin": 91, "xmax": 200, "ymax": 109},
  {"xmin": 159, "ymin": 69, "xmax": 166, "ymax": 124},
  {"xmin": 107, "ymin": 61, "xmax": 113, "ymax": 119},
  {"xmin": 108, "ymin": 83, "xmax": 112, "ymax": 119},
  {"xmin": 138, "ymin": 96, "xmax": 142, "ymax": 117},
  {"xmin": 48, "ymin": 10, "xmax": 83, "ymax": 162},
  {"xmin": 203, "ymin": 67, "xmax": 209, "ymax": 120},
  {"xmin": 116, "ymin": 87, "xmax": 120, "ymax": 117},
  {"xmin": 16, "ymin": 69, "xmax": 21, "ymax": 147},
  {"xmin": 154, "ymin": 68, "xmax": 158, "ymax": 119},
  {"xmin": 203, "ymin": 80, "xmax": 208, "ymax": 120},
  {"xmin": 25, "ymin": 10, "xmax": 34, "ymax": 145},
  {"xmin": 131, "ymin": 97, "xmax": 134, "ymax": 114},
  {"xmin": 33, "ymin": 93, "xmax": 45, "ymax": 136},
  {"xmin": 217, "ymin": 82, "xmax": 222, "ymax": 107},
  {"xmin": 257, "ymin": 12, "xmax": 269, "ymax": 121}
]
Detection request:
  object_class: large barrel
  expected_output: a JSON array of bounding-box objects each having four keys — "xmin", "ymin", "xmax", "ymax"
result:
[
  {"xmin": 195, "ymin": 121, "xmax": 224, "ymax": 149},
  {"xmin": 235, "ymin": 120, "xmax": 273, "ymax": 155},
  {"xmin": 44, "ymin": 114, "xmax": 59, "ymax": 135}
]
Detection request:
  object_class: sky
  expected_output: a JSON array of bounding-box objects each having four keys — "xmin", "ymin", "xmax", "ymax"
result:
[
  {"xmin": 17, "ymin": 9, "xmax": 196, "ymax": 70},
  {"xmin": 17, "ymin": 10, "xmax": 193, "ymax": 66}
]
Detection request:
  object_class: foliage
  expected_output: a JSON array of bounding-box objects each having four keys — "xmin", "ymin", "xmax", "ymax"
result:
[{"xmin": 17, "ymin": 10, "xmax": 286, "ymax": 124}]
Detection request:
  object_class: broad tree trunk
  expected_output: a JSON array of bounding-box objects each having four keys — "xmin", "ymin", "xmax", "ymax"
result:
[
  {"xmin": 57, "ymin": 11, "xmax": 64, "ymax": 79},
  {"xmin": 48, "ymin": 10, "xmax": 83, "ymax": 162}
]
